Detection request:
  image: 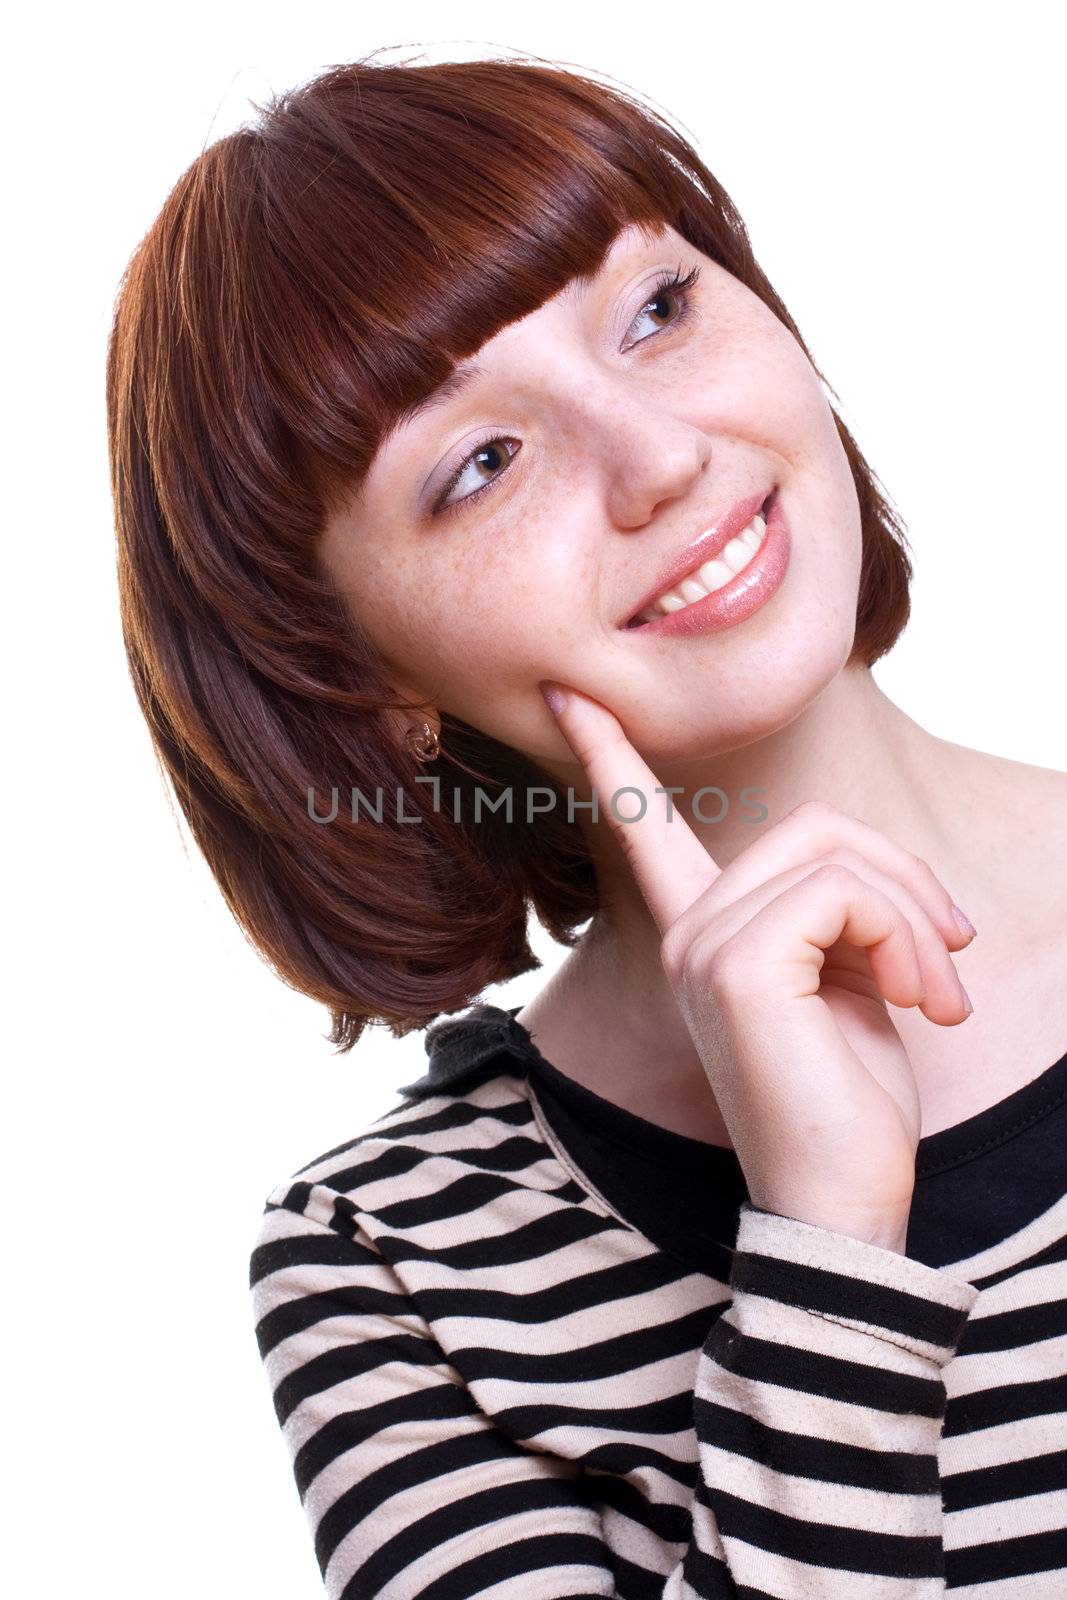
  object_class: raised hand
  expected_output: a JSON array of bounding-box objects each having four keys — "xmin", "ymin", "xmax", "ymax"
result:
[{"xmin": 539, "ymin": 682, "xmax": 976, "ymax": 1254}]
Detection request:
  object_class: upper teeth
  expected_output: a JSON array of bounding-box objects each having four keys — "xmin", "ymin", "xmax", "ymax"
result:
[{"xmin": 637, "ymin": 511, "xmax": 768, "ymax": 622}]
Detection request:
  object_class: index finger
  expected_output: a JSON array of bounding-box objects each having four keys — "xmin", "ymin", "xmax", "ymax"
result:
[{"xmin": 539, "ymin": 680, "xmax": 721, "ymax": 933}]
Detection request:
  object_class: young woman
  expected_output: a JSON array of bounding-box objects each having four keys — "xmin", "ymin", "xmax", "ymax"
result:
[{"xmin": 106, "ymin": 54, "xmax": 1067, "ymax": 1598}]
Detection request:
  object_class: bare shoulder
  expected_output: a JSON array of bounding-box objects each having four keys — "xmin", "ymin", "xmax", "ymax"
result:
[
  {"xmin": 936, "ymin": 740, "xmax": 1066, "ymax": 948},
  {"xmin": 894, "ymin": 743, "xmax": 1067, "ymax": 1130},
  {"xmin": 945, "ymin": 740, "xmax": 1067, "ymax": 839},
  {"xmin": 986, "ymin": 751, "xmax": 1067, "ymax": 852}
]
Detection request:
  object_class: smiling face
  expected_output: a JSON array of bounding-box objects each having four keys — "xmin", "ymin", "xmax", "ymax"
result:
[{"xmin": 319, "ymin": 221, "xmax": 864, "ymax": 774}]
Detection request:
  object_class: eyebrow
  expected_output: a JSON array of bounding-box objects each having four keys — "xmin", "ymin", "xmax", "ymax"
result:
[
  {"xmin": 388, "ymin": 232, "xmax": 662, "ymax": 438},
  {"xmin": 394, "ymin": 362, "xmax": 486, "ymax": 431},
  {"xmin": 391, "ymin": 259, "xmax": 611, "ymax": 434}
]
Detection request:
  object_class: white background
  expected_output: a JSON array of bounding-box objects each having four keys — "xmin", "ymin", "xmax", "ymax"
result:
[{"xmin": 5, "ymin": 2, "xmax": 1064, "ymax": 1594}]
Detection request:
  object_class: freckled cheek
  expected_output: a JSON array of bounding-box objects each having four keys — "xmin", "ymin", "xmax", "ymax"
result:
[
  {"xmin": 428, "ymin": 572, "xmax": 581, "ymax": 704},
  {"xmin": 733, "ymin": 350, "xmax": 825, "ymax": 459},
  {"xmin": 704, "ymin": 321, "xmax": 827, "ymax": 451},
  {"xmin": 464, "ymin": 523, "xmax": 589, "ymax": 636},
  {"xmin": 452, "ymin": 585, "xmax": 566, "ymax": 668},
  {"xmin": 386, "ymin": 562, "xmax": 541, "ymax": 680},
  {"xmin": 782, "ymin": 354, "xmax": 843, "ymax": 468}
]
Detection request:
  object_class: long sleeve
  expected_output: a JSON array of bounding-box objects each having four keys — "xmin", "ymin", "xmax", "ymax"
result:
[
  {"xmin": 688, "ymin": 1204, "xmax": 979, "ymax": 1597},
  {"xmin": 251, "ymin": 1185, "xmax": 978, "ymax": 1598},
  {"xmin": 251, "ymin": 1196, "xmax": 623, "ymax": 1597}
]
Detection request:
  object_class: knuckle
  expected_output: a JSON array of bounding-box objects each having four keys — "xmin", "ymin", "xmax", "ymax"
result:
[
  {"xmin": 908, "ymin": 850, "xmax": 937, "ymax": 884},
  {"xmin": 787, "ymin": 798, "xmax": 836, "ymax": 827},
  {"xmin": 820, "ymin": 845, "xmax": 866, "ymax": 872},
  {"xmin": 659, "ymin": 923, "xmax": 686, "ymax": 978},
  {"xmin": 685, "ymin": 936, "xmax": 747, "ymax": 1001},
  {"xmin": 809, "ymin": 861, "xmax": 856, "ymax": 891},
  {"xmin": 676, "ymin": 931, "xmax": 713, "ymax": 990}
]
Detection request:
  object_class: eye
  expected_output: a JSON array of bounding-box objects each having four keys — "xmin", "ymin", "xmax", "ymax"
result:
[
  {"xmin": 432, "ymin": 436, "xmax": 521, "ymax": 518},
  {"xmin": 625, "ymin": 263, "xmax": 702, "ymax": 348},
  {"xmin": 430, "ymin": 262, "xmax": 702, "ymax": 519}
]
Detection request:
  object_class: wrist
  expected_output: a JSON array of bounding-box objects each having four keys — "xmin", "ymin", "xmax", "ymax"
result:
[
  {"xmin": 838, "ymin": 1221, "xmax": 909, "ymax": 1255},
  {"xmin": 746, "ymin": 1200, "xmax": 911, "ymax": 1256}
]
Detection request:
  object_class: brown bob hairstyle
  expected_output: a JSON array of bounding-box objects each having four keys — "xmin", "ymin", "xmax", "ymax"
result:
[{"xmin": 106, "ymin": 50, "xmax": 913, "ymax": 1051}]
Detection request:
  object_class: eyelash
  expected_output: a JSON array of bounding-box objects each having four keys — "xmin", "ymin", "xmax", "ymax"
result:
[{"xmin": 430, "ymin": 263, "xmax": 703, "ymax": 519}]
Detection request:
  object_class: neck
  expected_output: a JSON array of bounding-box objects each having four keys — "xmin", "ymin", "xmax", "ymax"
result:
[
  {"xmin": 580, "ymin": 663, "xmax": 972, "ymax": 949},
  {"xmin": 523, "ymin": 664, "xmax": 1009, "ymax": 1141}
]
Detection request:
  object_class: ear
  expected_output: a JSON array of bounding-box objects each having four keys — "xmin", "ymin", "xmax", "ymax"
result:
[{"xmin": 384, "ymin": 681, "xmax": 441, "ymax": 746}]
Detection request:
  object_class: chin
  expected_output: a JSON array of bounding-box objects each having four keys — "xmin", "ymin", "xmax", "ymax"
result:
[{"xmin": 638, "ymin": 617, "xmax": 857, "ymax": 762}]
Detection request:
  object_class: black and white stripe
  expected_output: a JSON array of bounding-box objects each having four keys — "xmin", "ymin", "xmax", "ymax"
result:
[{"xmin": 250, "ymin": 1068, "xmax": 1066, "ymax": 1596}]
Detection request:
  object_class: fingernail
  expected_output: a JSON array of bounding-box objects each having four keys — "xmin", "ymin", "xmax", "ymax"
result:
[
  {"xmin": 960, "ymin": 984, "xmax": 973, "ymax": 1015},
  {"xmin": 540, "ymin": 682, "xmax": 567, "ymax": 716},
  {"xmin": 951, "ymin": 904, "xmax": 977, "ymax": 939}
]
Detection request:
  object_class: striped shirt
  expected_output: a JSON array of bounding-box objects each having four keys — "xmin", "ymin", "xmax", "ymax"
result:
[{"xmin": 250, "ymin": 1002, "xmax": 1067, "ymax": 1596}]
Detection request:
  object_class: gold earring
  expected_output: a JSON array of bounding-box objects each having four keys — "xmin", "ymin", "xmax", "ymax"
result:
[{"xmin": 406, "ymin": 721, "xmax": 441, "ymax": 762}]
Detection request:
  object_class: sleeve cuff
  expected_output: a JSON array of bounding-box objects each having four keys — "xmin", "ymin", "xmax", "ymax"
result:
[{"xmin": 730, "ymin": 1201, "xmax": 979, "ymax": 1365}]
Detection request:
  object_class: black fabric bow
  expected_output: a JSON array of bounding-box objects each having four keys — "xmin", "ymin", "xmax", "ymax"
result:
[{"xmin": 397, "ymin": 1003, "xmax": 537, "ymax": 1099}]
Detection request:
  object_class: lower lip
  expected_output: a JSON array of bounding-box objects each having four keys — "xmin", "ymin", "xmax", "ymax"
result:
[{"xmin": 626, "ymin": 491, "xmax": 791, "ymax": 638}]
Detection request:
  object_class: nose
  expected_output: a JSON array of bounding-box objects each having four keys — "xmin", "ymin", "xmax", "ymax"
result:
[{"xmin": 604, "ymin": 415, "xmax": 713, "ymax": 532}]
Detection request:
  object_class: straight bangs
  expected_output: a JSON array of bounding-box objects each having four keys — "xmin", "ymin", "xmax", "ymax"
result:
[
  {"xmin": 107, "ymin": 53, "xmax": 912, "ymax": 1049},
  {"xmin": 202, "ymin": 57, "xmax": 761, "ymax": 520}
]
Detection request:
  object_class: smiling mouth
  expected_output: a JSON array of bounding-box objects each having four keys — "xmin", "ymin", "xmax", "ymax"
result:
[{"xmin": 624, "ymin": 490, "xmax": 776, "ymax": 628}]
